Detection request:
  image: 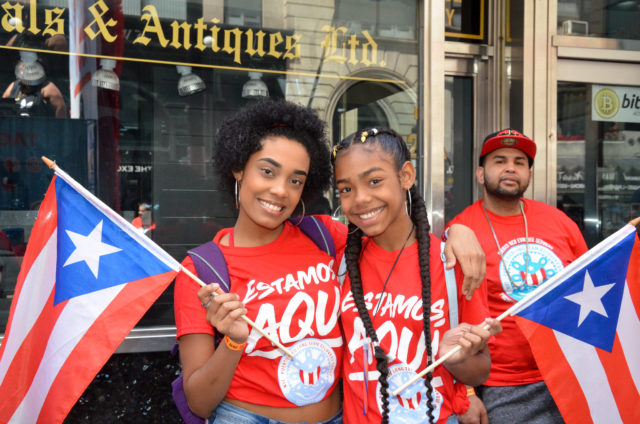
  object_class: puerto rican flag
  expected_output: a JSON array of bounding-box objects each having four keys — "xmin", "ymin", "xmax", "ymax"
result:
[
  {"xmin": 0, "ymin": 173, "xmax": 180, "ymax": 423},
  {"xmin": 513, "ymin": 223, "xmax": 640, "ymax": 424}
]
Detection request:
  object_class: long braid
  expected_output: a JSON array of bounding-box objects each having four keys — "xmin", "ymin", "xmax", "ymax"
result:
[
  {"xmin": 410, "ymin": 185, "xmax": 435, "ymax": 423},
  {"xmin": 344, "ymin": 223, "xmax": 392, "ymax": 423},
  {"xmin": 334, "ymin": 128, "xmax": 434, "ymax": 423}
]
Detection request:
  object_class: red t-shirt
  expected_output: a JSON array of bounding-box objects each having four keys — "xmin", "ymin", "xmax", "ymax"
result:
[
  {"xmin": 131, "ymin": 216, "xmax": 155, "ymax": 231},
  {"xmin": 340, "ymin": 233, "xmax": 489, "ymax": 423},
  {"xmin": 448, "ymin": 198, "xmax": 588, "ymax": 385},
  {"xmin": 174, "ymin": 216, "xmax": 346, "ymax": 408}
]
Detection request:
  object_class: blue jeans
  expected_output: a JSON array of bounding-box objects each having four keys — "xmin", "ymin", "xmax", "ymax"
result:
[{"xmin": 209, "ymin": 401, "xmax": 343, "ymax": 424}]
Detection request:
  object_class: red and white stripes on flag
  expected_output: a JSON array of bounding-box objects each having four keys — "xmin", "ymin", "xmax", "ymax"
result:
[
  {"xmin": 514, "ymin": 224, "xmax": 640, "ymax": 424},
  {"xmin": 0, "ymin": 171, "xmax": 179, "ymax": 423}
]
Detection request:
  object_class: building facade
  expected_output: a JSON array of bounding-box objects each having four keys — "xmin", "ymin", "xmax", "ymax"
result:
[{"xmin": 0, "ymin": 0, "xmax": 638, "ymax": 420}]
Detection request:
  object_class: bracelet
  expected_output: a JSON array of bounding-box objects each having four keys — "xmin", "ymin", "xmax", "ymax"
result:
[
  {"xmin": 466, "ymin": 387, "xmax": 476, "ymax": 397},
  {"xmin": 223, "ymin": 335, "xmax": 247, "ymax": 352}
]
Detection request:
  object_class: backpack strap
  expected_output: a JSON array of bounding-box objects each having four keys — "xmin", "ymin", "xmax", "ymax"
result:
[
  {"xmin": 440, "ymin": 241, "xmax": 459, "ymax": 328},
  {"xmin": 172, "ymin": 243, "xmax": 231, "ymax": 424},
  {"xmin": 290, "ymin": 215, "xmax": 345, "ymax": 285},
  {"xmin": 290, "ymin": 215, "xmax": 336, "ymax": 258},
  {"xmin": 187, "ymin": 241, "xmax": 230, "ymax": 292}
]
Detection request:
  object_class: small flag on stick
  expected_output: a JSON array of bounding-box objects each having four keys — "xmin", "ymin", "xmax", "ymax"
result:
[
  {"xmin": 393, "ymin": 218, "xmax": 640, "ymax": 422},
  {"xmin": 0, "ymin": 163, "xmax": 179, "ymax": 423},
  {"xmin": 0, "ymin": 157, "xmax": 291, "ymax": 424}
]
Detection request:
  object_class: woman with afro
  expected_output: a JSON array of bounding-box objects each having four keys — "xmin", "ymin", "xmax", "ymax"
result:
[{"xmin": 173, "ymin": 99, "xmax": 485, "ymax": 424}]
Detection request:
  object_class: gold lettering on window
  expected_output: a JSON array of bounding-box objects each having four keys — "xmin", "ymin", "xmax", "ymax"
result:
[
  {"xmin": 133, "ymin": 5, "xmax": 169, "ymax": 47},
  {"xmin": 360, "ymin": 30, "xmax": 377, "ymax": 66},
  {"xmin": 222, "ymin": 27, "xmax": 242, "ymax": 64},
  {"xmin": 347, "ymin": 34, "xmax": 359, "ymax": 65},
  {"xmin": 245, "ymin": 29, "xmax": 266, "ymax": 58},
  {"xmin": 84, "ymin": 0, "xmax": 118, "ymax": 42},
  {"xmin": 445, "ymin": 7, "xmax": 455, "ymax": 27},
  {"xmin": 268, "ymin": 32, "xmax": 283, "ymax": 59},
  {"xmin": 193, "ymin": 17, "xmax": 207, "ymax": 51},
  {"xmin": 43, "ymin": 7, "xmax": 65, "ymax": 37},
  {"xmin": 321, "ymin": 25, "xmax": 348, "ymax": 63},
  {"xmin": 28, "ymin": 0, "xmax": 39, "ymax": 34},
  {"xmin": 283, "ymin": 34, "xmax": 300, "ymax": 60},
  {"xmin": 1, "ymin": 3, "xmax": 25, "ymax": 33},
  {"xmin": 170, "ymin": 20, "xmax": 192, "ymax": 50},
  {"xmin": 208, "ymin": 18, "xmax": 221, "ymax": 53}
]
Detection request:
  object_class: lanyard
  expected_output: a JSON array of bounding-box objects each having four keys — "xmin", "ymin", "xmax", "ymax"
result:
[{"xmin": 482, "ymin": 200, "xmax": 529, "ymax": 288}]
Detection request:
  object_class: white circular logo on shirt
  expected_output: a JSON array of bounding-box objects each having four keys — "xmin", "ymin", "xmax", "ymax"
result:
[
  {"xmin": 278, "ymin": 338, "xmax": 337, "ymax": 406},
  {"xmin": 499, "ymin": 242, "xmax": 564, "ymax": 301},
  {"xmin": 381, "ymin": 364, "xmax": 443, "ymax": 423}
]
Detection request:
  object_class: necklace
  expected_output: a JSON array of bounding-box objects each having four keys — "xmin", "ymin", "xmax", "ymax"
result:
[
  {"xmin": 482, "ymin": 200, "xmax": 529, "ymax": 289},
  {"xmin": 372, "ymin": 224, "xmax": 415, "ymax": 318}
]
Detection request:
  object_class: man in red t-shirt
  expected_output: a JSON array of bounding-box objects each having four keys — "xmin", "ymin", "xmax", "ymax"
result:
[
  {"xmin": 131, "ymin": 202, "xmax": 155, "ymax": 235},
  {"xmin": 448, "ymin": 129, "xmax": 587, "ymax": 423}
]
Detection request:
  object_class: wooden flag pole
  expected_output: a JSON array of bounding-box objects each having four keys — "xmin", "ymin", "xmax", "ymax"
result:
[
  {"xmin": 42, "ymin": 156, "xmax": 294, "ymax": 358},
  {"xmin": 179, "ymin": 266, "xmax": 294, "ymax": 357}
]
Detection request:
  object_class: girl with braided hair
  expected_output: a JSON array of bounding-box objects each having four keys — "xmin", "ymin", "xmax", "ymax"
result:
[
  {"xmin": 174, "ymin": 99, "xmax": 485, "ymax": 423},
  {"xmin": 332, "ymin": 128, "xmax": 501, "ymax": 424}
]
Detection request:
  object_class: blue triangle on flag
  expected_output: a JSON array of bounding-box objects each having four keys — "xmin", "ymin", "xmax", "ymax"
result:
[
  {"xmin": 516, "ymin": 231, "xmax": 635, "ymax": 352},
  {"xmin": 54, "ymin": 178, "xmax": 172, "ymax": 304}
]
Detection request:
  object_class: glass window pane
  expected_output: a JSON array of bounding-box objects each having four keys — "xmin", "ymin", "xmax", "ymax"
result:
[
  {"xmin": 557, "ymin": 82, "xmax": 640, "ymax": 247},
  {"xmin": 444, "ymin": 76, "xmax": 474, "ymax": 224},
  {"xmin": 558, "ymin": 0, "xmax": 640, "ymax": 41},
  {"xmin": 0, "ymin": 0, "xmax": 419, "ymax": 334}
]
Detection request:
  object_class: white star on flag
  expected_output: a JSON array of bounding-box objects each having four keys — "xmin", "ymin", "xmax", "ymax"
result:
[
  {"xmin": 564, "ymin": 270, "xmax": 615, "ymax": 326},
  {"xmin": 63, "ymin": 220, "xmax": 122, "ymax": 278}
]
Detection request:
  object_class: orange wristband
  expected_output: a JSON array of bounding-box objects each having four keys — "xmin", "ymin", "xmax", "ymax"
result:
[
  {"xmin": 466, "ymin": 387, "xmax": 476, "ymax": 397},
  {"xmin": 223, "ymin": 335, "xmax": 246, "ymax": 351}
]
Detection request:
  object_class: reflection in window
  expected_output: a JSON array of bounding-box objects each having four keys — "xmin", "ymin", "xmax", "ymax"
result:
[
  {"xmin": 0, "ymin": 0, "xmax": 420, "ymax": 334},
  {"xmin": 444, "ymin": 76, "xmax": 473, "ymax": 224},
  {"xmin": 557, "ymin": 82, "xmax": 640, "ymax": 247},
  {"xmin": 225, "ymin": 0, "xmax": 261, "ymax": 27},
  {"xmin": 557, "ymin": 0, "xmax": 640, "ymax": 40},
  {"xmin": 335, "ymin": 0, "xmax": 416, "ymax": 40}
]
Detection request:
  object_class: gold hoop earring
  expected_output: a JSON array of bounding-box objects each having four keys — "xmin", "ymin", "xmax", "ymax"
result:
[{"xmin": 234, "ymin": 180, "xmax": 240, "ymax": 209}]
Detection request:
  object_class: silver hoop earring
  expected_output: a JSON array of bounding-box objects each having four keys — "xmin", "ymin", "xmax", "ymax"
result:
[
  {"xmin": 299, "ymin": 199, "xmax": 305, "ymax": 218},
  {"xmin": 406, "ymin": 189, "xmax": 412, "ymax": 216},
  {"xmin": 234, "ymin": 180, "xmax": 240, "ymax": 209},
  {"xmin": 347, "ymin": 225, "xmax": 359, "ymax": 235},
  {"xmin": 332, "ymin": 204, "xmax": 360, "ymax": 234},
  {"xmin": 332, "ymin": 204, "xmax": 343, "ymax": 220},
  {"xmin": 293, "ymin": 199, "xmax": 306, "ymax": 226}
]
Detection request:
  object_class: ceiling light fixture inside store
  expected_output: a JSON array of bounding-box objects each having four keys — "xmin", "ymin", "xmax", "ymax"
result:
[
  {"xmin": 92, "ymin": 58, "xmax": 120, "ymax": 91},
  {"xmin": 176, "ymin": 65, "xmax": 205, "ymax": 96},
  {"xmin": 242, "ymin": 72, "xmax": 269, "ymax": 99},
  {"xmin": 15, "ymin": 51, "xmax": 46, "ymax": 86}
]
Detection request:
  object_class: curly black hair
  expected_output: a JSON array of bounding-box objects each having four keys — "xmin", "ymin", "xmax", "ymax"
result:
[
  {"xmin": 335, "ymin": 128, "xmax": 435, "ymax": 423},
  {"xmin": 213, "ymin": 99, "xmax": 331, "ymax": 205}
]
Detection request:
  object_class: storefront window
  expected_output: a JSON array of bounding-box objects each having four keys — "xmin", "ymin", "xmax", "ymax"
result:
[
  {"xmin": 558, "ymin": 0, "xmax": 640, "ymax": 40},
  {"xmin": 445, "ymin": 0, "xmax": 487, "ymax": 43},
  {"xmin": 444, "ymin": 76, "xmax": 473, "ymax": 224},
  {"xmin": 557, "ymin": 82, "xmax": 640, "ymax": 247},
  {"xmin": 0, "ymin": 0, "xmax": 419, "ymax": 336}
]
